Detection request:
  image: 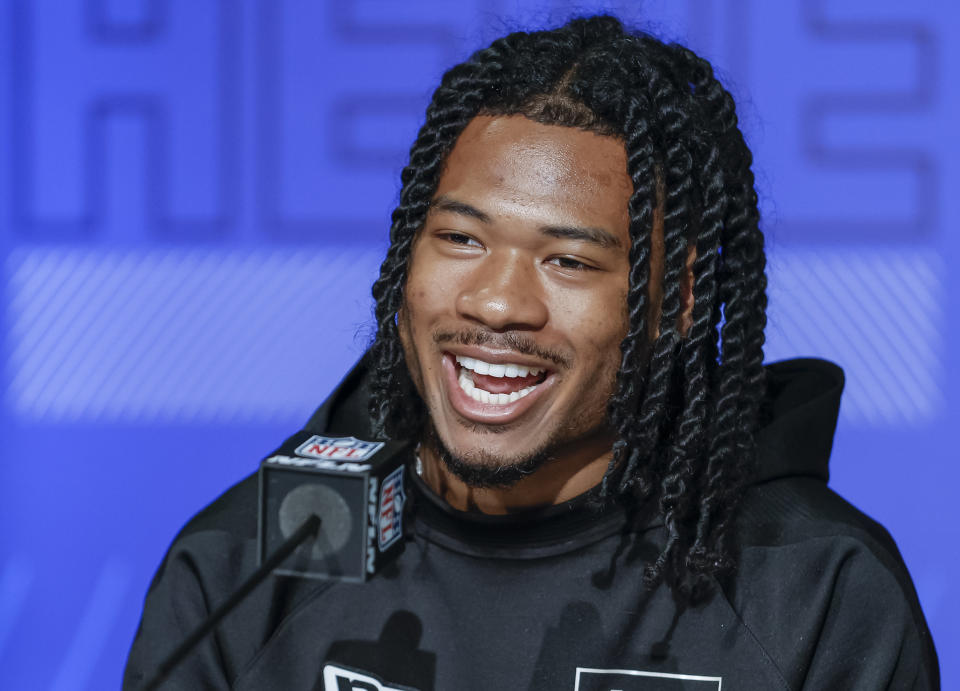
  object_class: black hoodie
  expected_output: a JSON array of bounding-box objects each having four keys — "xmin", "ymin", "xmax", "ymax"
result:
[{"xmin": 124, "ymin": 357, "xmax": 939, "ymax": 690}]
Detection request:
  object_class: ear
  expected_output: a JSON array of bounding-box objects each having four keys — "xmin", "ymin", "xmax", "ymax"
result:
[{"xmin": 679, "ymin": 243, "xmax": 696, "ymax": 337}]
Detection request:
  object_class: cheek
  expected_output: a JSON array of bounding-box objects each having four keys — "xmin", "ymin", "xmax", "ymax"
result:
[
  {"xmin": 398, "ymin": 278, "xmax": 442, "ymax": 397},
  {"xmin": 401, "ymin": 250, "xmax": 438, "ymax": 336},
  {"xmin": 404, "ymin": 260, "xmax": 452, "ymax": 323},
  {"xmin": 559, "ymin": 285, "xmax": 630, "ymax": 363}
]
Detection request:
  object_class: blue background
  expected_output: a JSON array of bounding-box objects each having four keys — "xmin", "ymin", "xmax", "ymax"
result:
[{"xmin": 1, "ymin": 1, "xmax": 957, "ymax": 688}]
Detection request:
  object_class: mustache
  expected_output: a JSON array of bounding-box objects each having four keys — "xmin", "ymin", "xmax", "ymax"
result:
[{"xmin": 432, "ymin": 329, "xmax": 572, "ymax": 369}]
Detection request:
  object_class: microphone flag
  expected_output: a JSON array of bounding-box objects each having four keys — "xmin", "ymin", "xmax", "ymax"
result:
[{"xmin": 258, "ymin": 431, "xmax": 409, "ymax": 582}]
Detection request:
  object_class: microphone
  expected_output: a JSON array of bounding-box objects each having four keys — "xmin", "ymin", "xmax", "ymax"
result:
[
  {"xmin": 141, "ymin": 432, "xmax": 410, "ymax": 689},
  {"xmin": 258, "ymin": 430, "xmax": 410, "ymax": 581}
]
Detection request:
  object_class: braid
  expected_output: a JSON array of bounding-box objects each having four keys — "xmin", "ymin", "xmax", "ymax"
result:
[
  {"xmin": 369, "ymin": 15, "xmax": 767, "ymax": 603},
  {"xmin": 619, "ymin": 51, "xmax": 731, "ymax": 596},
  {"xmin": 601, "ymin": 96, "xmax": 657, "ymax": 498},
  {"xmin": 668, "ymin": 44, "xmax": 768, "ymax": 578}
]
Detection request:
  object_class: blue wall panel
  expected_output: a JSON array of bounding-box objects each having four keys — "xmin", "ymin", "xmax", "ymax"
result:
[{"xmin": 2, "ymin": 0, "xmax": 957, "ymax": 688}]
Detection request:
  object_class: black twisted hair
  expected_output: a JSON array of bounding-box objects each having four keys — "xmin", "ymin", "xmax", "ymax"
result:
[{"xmin": 368, "ymin": 15, "xmax": 767, "ymax": 601}]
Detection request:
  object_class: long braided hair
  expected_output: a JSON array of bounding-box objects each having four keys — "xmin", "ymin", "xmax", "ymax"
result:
[{"xmin": 368, "ymin": 15, "xmax": 767, "ymax": 600}]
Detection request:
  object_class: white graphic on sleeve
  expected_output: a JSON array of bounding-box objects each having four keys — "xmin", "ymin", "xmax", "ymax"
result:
[
  {"xmin": 574, "ymin": 667, "xmax": 722, "ymax": 690},
  {"xmin": 322, "ymin": 663, "xmax": 418, "ymax": 691}
]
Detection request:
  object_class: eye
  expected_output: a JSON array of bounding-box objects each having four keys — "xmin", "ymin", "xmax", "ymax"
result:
[
  {"xmin": 440, "ymin": 232, "xmax": 483, "ymax": 248},
  {"xmin": 547, "ymin": 256, "xmax": 596, "ymax": 272}
]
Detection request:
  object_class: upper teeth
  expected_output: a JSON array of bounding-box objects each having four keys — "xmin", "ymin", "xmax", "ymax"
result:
[{"xmin": 455, "ymin": 355, "xmax": 544, "ymax": 378}]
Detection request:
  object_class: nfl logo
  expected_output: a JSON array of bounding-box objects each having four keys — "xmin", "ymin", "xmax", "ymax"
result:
[
  {"xmin": 294, "ymin": 435, "xmax": 385, "ymax": 462},
  {"xmin": 378, "ymin": 466, "xmax": 406, "ymax": 550}
]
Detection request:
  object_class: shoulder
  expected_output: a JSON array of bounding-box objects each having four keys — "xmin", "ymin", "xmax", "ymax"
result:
[
  {"xmin": 737, "ymin": 476, "xmax": 908, "ymax": 572},
  {"xmin": 148, "ymin": 472, "xmax": 260, "ymax": 588},
  {"xmin": 126, "ymin": 472, "xmax": 325, "ymax": 687},
  {"xmin": 732, "ymin": 475, "xmax": 924, "ymax": 630},
  {"xmin": 138, "ymin": 472, "xmax": 262, "ymax": 623},
  {"xmin": 125, "ymin": 473, "xmax": 261, "ymax": 687},
  {"xmin": 178, "ymin": 471, "xmax": 259, "ymax": 541},
  {"xmin": 722, "ymin": 477, "xmax": 939, "ymax": 689}
]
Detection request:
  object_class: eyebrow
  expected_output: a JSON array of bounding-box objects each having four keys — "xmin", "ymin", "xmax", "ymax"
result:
[
  {"xmin": 429, "ymin": 195, "xmax": 623, "ymax": 250},
  {"xmin": 430, "ymin": 196, "xmax": 492, "ymax": 224},
  {"xmin": 540, "ymin": 223, "xmax": 623, "ymax": 249}
]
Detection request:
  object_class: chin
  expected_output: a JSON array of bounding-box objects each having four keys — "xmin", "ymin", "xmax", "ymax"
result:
[{"xmin": 428, "ymin": 426, "xmax": 555, "ymax": 489}]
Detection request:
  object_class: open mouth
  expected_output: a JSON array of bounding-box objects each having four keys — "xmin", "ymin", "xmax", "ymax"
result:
[{"xmin": 455, "ymin": 355, "xmax": 550, "ymax": 405}]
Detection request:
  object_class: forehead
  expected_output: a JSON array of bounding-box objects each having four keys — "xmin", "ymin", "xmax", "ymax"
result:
[{"xmin": 435, "ymin": 115, "xmax": 632, "ymax": 240}]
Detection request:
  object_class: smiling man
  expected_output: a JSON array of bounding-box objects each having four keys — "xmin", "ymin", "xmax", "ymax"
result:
[
  {"xmin": 400, "ymin": 114, "xmax": 634, "ymax": 512},
  {"xmin": 126, "ymin": 15, "xmax": 938, "ymax": 690}
]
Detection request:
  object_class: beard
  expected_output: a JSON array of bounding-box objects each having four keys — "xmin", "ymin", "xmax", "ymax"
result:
[
  {"xmin": 423, "ymin": 421, "xmax": 558, "ymax": 489},
  {"xmin": 421, "ymin": 391, "xmax": 613, "ymax": 490}
]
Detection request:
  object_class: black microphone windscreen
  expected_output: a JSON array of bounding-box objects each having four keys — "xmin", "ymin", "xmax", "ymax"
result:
[{"xmin": 258, "ymin": 431, "xmax": 410, "ymax": 582}]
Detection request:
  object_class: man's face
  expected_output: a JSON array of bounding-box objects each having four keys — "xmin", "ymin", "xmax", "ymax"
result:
[{"xmin": 399, "ymin": 114, "xmax": 633, "ymax": 484}]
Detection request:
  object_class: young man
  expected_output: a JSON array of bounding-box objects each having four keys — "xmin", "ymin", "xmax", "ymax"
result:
[{"xmin": 125, "ymin": 16, "xmax": 938, "ymax": 690}]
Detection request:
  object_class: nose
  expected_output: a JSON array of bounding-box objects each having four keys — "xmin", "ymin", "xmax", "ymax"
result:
[{"xmin": 455, "ymin": 251, "xmax": 548, "ymax": 332}]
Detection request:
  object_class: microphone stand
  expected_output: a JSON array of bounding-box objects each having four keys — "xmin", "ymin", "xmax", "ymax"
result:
[{"xmin": 141, "ymin": 514, "xmax": 322, "ymax": 690}]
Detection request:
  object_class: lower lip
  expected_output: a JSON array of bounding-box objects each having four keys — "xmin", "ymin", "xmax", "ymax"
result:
[{"xmin": 441, "ymin": 353, "xmax": 554, "ymax": 424}]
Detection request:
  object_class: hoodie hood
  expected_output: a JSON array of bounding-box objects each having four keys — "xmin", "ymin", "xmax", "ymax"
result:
[
  {"xmin": 755, "ymin": 358, "xmax": 843, "ymax": 484},
  {"xmin": 304, "ymin": 353, "xmax": 845, "ymax": 488}
]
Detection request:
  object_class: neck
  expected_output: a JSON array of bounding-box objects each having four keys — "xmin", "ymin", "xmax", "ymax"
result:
[{"xmin": 417, "ymin": 433, "xmax": 614, "ymax": 514}]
